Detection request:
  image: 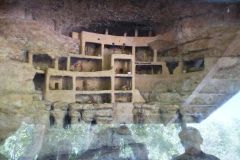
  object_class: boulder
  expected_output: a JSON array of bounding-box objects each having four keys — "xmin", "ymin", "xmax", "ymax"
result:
[
  {"xmin": 69, "ymin": 110, "xmax": 81, "ymax": 124},
  {"xmin": 51, "ymin": 109, "xmax": 65, "ymax": 127},
  {"xmin": 81, "ymin": 110, "xmax": 96, "ymax": 122}
]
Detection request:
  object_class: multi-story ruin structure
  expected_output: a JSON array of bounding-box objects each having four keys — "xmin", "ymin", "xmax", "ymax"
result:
[{"xmin": 28, "ymin": 30, "xmax": 207, "ymax": 104}]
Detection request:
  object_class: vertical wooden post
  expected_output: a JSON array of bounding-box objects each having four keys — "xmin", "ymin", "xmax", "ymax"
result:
[
  {"xmin": 111, "ymin": 55, "xmax": 115, "ymax": 103},
  {"xmin": 105, "ymin": 28, "xmax": 109, "ymax": 35},
  {"xmin": 153, "ymin": 49, "xmax": 157, "ymax": 62},
  {"xmin": 100, "ymin": 43, "xmax": 104, "ymax": 57},
  {"xmin": 72, "ymin": 75, "xmax": 76, "ymax": 91},
  {"xmin": 135, "ymin": 29, "xmax": 138, "ymax": 37},
  {"xmin": 80, "ymin": 32, "xmax": 85, "ymax": 55},
  {"xmin": 111, "ymin": 75, "xmax": 115, "ymax": 103},
  {"xmin": 101, "ymin": 43, "xmax": 105, "ymax": 70},
  {"xmin": 67, "ymin": 57, "xmax": 70, "ymax": 71},
  {"xmin": 44, "ymin": 70, "xmax": 50, "ymax": 100},
  {"xmin": 132, "ymin": 46, "xmax": 136, "ymax": 92},
  {"xmin": 81, "ymin": 41, "xmax": 86, "ymax": 55}
]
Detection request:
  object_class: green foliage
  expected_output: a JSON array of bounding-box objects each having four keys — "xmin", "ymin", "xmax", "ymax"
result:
[
  {"xmin": 1, "ymin": 121, "xmax": 240, "ymax": 160},
  {"xmin": 0, "ymin": 123, "xmax": 34, "ymax": 160},
  {"xmin": 129, "ymin": 124, "xmax": 183, "ymax": 160}
]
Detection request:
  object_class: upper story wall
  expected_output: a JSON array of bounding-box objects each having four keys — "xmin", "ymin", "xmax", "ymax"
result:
[{"xmin": 80, "ymin": 31, "xmax": 158, "ymax": 47}]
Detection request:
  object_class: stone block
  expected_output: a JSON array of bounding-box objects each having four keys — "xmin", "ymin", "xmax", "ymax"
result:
[
  {"xmin": 70, "ymin": 110, "xmax": 81, "ymax": 124},
  {"xmin": 82, "ymin": 110, "xmax": 96, "ymax": 122},
  {"xmin": 96, "ymin": 117, "xmax": 113, "ymax": 124},
  {"xmin": 95, "ymin": 109, "xmax": 112, "ymax": 117},
  {"xmin": 95, "ymin": 103, "xmax": 113, "ymax": 109},
  {"xmin": 69, "ymin": 103, "xmax": 83, "ymax": 110},
  {"xmin": 52, "ymin": 101, "xmax": 69, "ymax": 111},
  {"xmin": 82, "ymin": 104, "xmax": 95, "ymax": 110}
]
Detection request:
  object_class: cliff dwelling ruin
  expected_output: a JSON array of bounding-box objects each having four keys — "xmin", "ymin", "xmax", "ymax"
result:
[{"xmin": 0, "ymin": 0, "xmax": 240, "ymax": 159}]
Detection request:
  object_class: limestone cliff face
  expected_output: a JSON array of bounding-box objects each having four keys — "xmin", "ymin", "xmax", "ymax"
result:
[
  {"xmin": 0, "ymin": 60, "xmax": 41, "ymax": 143},
  {"xmin": 0, "ymin": 0, "xmax": 240, "ymax": 144},
  {"xmin": 0, "ymin": 18, "xmax": 79, "ymax": 61},
  {"xmin": 1, "ymin": 0, "xmax": 239, "ymax": 35},
  {"xmin": 0, "ymin": 18, "xmax": 79, "ymax": 143},
  {"xmin": 156, "ymin": 25, "xmax": 240, "ymax": 57}
]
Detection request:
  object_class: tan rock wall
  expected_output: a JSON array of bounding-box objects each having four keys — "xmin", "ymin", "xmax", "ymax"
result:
[{"xmin": 0, "ymin": 61, "xmax": 47, "ymax": 142}]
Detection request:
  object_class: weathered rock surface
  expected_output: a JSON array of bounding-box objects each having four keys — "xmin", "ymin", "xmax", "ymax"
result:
[
  {"xmin": 1, "ymin": 0, "xmax": 239, "ymax": 36},
  {"xmin": 52, "ymin": 101, "xmax": 69, "ymax": 111},
  {"xmin": 0, "ymin": 0, "xmax": 240, "ymax": 145},
  {"xmin": 49, "ymin": 102, "xmax": 114, "ymax": 125},
  {"xmin": 0, "ymin": 60, "xmax": 46, "ymax": 143},
  {"xmin": 0, "ymin": 17, "xmax": 79, "ymax": 142},
  {"xmin": 0, "ymin": 18, "xmax": 78, "ymax": 61}
]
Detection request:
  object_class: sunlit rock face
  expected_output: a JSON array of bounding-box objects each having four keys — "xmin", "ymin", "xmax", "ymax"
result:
[
  {"xmin": 0, "ymin": 60, "xmax": 47, "ymax": 143},
  {"xmin": 0, "ymin": 18, "xmax": 79, "ymax": 60},
  {"xmin": 0, "ymin": 18, "xmax": 78, "ymax": 143}
]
